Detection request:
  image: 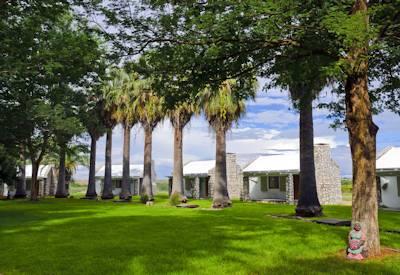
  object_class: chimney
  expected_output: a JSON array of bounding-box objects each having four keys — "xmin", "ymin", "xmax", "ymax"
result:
[{"xmin": 314, "ymin": 143, "xmax": 331, "ymax": 162}]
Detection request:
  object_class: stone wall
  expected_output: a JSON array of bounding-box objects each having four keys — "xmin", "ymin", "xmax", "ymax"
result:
[
  {"xmin": 207, "ymin": 153, "xmax": 243, "ymax": 200},
  {"xmin": 314, "ymin": 144, "xmax": 342, "ymax": 204},
  {"xmin": 286, "ymin": 174, "xmax": 295, "ymax": 204}
]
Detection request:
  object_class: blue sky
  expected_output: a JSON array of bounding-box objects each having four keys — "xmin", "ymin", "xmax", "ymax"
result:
[{"xmin": 74, "ymin": 80, "xmax": 400, "ymax": 180}]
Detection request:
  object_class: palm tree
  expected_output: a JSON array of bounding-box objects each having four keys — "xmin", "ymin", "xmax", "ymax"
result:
[
  {"xmin": 43, "ymin": 143, "xmax": 89, "ymax": 195},
  {"xmin": 203, "ymin": 80, "xmax": 256, "ymax": 208},
  {"xmin": 101, "ymin": 74, "xmax": 119, "ymax": 200},
  {"xmin": 271, "ymin": 49, "xmax": 332, "ymax": 217},
  {"xmin": 168, "ymin": 101, "xmax": 198, "ymax": 202},
  {"xmin": 104, "ymin": 70, "xmax": 140, "ymax": 201},
  {"xmin": 290, "ymin": 84, "xmax": 323, "ymax": 217},
  {"xmin": 64, "ymin": 144, "xmax": 89, "ymax": 188},
  {"xmin": 134, "ymin": 79, "xmax": 165, "ymax": 202}
]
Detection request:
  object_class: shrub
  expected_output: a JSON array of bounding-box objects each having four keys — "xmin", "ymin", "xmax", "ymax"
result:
[
  {"xmin": 140, "ymin": 194, "xmax": 149, "ymax": 204},
  {"xmin": 169, "ymin": 192, "xmax": 181, "ymax": 206}
]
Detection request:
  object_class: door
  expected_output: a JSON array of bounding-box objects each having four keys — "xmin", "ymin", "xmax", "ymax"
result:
[
  {"xmin": 199, "ymin": 177, "xmax": 208, "ymax": 198},
  {"xmin": 293, "ymin": 175, "xmax": 300, "ymax": 200}
]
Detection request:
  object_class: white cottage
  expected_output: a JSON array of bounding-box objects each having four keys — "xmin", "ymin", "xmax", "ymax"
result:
[
  {"xmin": 25, "ymin": 165, "xmax": 58, "ymax": 197},
  {"xmin": 1, "ymin": 165, "xmax": 58, "ymax": 198},
  {"xmin": 242, "ymin": 144, "xmax": 342, "ymax": 205},
  {"xmin": 95, "ymin": 164, "xmax": 157, "ymax": 196},
  {"xmin": 169, "ymin": 154, "xmax": 244, "ymax": 199},
  {"xmin": 377, "ymin": 147, "xmax": 400, "ymax": 208}
]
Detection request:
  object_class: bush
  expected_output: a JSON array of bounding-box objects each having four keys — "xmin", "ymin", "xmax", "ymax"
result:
[
  {"xmin": 169, "ymin": 192, "xmax": 181, "ymax": 206},
  {"xmin": 140, "ymin": 194, "xmax": 149, "ymax": 204},
  {"xmin": 341, "ymin": 178, "xmax": 352, "ymax": 193}
]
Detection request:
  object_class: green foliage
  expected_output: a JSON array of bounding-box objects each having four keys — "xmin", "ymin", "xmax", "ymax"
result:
[
  {"xmin": 341, "ymin": 178, "xmax": 353, "ymax": 193},
  {"xmin": 140, "ymin": 194, "xmax": 150, "ymax": 204},
  {"xmin": 0, "ymin": 2, "xmax": 106, "ymax": 191},
  {"xmin": 103, "ymin": 68, "xmax": 142, "ymax": 128},
  {"xmin": 156, "ymin": 180, "xmax": 169, "ymax": 193},
  {"xmin": 169, "ymin": 192, "xmax": 181, "ymax": 206},
  {"xmin": 0, "ymin": 145, "xmax": 18, "ymax": 185},
  {"xmin": 43, "ymin": 143, "xmax": 89, "ymax": 178},
  {"xmin": 202, "ymin": 79, "xmax": 256, "ymax": 132}
]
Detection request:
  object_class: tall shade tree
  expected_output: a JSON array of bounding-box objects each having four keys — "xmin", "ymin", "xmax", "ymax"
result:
[
  {"xmin": 269, "ymin": 43, "xmax": 336, "ymax": 217},
  {"xmin": 85, "ymin": 0, "xmax": 400, "ymax": 254},
  {"xmin": 104, "ymin": 69, "xmax": 140, "ymax": 201},
  {"xmin": 321, "ymin": 0, "xmax": 400, "ymax": 255},
  {"xmin": 134, "ymin": 81, "xmax": 165, "ymax": 202},
  {"xmin": 203, "ymin": 80, "xmax": 256, "ymax": 208},
  {"xmin": 168, "ymin": 101, "xmax": 198, "ymax": 201},
  {"xmin": 1, "ymin": 2, "xmax": 104, "ymax": 200},
  {"xmin": 81, "ymin": 98, "xmax": 107, "ymax": 199},
  {"xmin": 53, "ymin": 105, "xmax": 85, "ymax": 198}
]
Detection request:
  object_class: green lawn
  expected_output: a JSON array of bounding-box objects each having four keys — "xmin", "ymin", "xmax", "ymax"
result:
[{"xmin": 1, "ymin": 195, "xmax": 399, "ymax": 275}]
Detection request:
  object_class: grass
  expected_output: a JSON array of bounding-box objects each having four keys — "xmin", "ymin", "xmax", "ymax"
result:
[
  {"xmin": 341, "ymin": 178, "xmax": 352, "ymax": 204},
  {"xmin": 0, "ymin": 195, "xmax": 399, "ymax": 275}
]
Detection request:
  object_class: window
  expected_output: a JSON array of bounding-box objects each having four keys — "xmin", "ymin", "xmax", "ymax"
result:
[
  {"xmin": 260, "ymin": 176, "xmax": 268, "ymax": 192},
  {"xmin": 113, "ymin": 180, "xmax": 122, "ymax": 188},
  {"xmin": 185, "ymin": 178, "xmax": 193, "ymax": 191},
  {"xmin": 279, "ymin": 176, "xmax": 287, "ymax": 192},
  {"xmin": 268, "ymin": 176, "xmax": 280, "ymax": 189},
  {"xmin": 26, "ymin": 180, "xmax": 32, "ymax": 191}
]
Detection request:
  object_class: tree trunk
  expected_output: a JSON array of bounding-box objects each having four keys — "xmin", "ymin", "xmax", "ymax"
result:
[
  {"xmin": 344, "ymin": 0, "xmax": 381, "ymax": 257},
  {"xmin": 141, "ymin": 126, "xmax": 153, "ymax": 201},
  {"xmin": 346, "ymin": 75, "xmax": 380, "ymax": 256},
  {"xmin": 120, "ymin": 124, "xmax": 132, "ymax": 200},
  {"xmin": 85, "ymin": 134, "xmax": 98, "ymax": 198},
  {"xmin": 212, "ymin": 128, "xmax": 231, "ymax": 208},
  {"xmin": 15, "ymin": 145, "xmax": 27, "ymax": 198},
  {"xmin": 102, "ymin": 128, "xmax": 114, "ymax": 199},
  {"xmin": 55, "ymin": 145, "xmax": 68, "ymax": 198},
  {"xmin": 171, "ymin": 125, "xmax": 186, "ymax": 202},
  {"xmin": 295, "ymin": 94, "xmax": 322, "ymax": 217},
  {"xmin": 30, "ymin": 161, "xmax": 39, "ymax": 201}
]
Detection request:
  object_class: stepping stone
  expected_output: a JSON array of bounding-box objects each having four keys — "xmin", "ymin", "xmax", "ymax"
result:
[
  {"xmin": 313, "ymin": 219, "xmax": 351, "ymax": 226},
  {"xmin": 176, "ymin": 204, "xmax": 199, "ymax": 208}
]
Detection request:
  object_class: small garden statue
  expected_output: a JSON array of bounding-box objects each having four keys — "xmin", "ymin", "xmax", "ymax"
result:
[{"xmin": 347, "ymin": 222, "xmax": 366, "ymax": 260}]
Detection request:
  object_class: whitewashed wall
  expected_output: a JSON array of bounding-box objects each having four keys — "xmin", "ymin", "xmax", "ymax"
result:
[
  {"xmin": 380, "ymin": 176, "xmax": 400, "ymax": 208},
  {"xmin": 248, "ymin": 176, "xmax": 286, "ymax": 200}
]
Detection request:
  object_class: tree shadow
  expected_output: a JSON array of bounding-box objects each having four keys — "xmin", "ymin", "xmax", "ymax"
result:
[{"xmin": 0, "ymin": 199, "xmax": 399, "ymax": 274}]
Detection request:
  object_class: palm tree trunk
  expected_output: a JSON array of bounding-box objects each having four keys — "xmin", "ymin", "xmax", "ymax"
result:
[
  {"xmin": 171, "ymin": 125, "xmax": 186, "ymax": 201},
  {"xmin": 141, "ymin": 126, "xmax": 153, "ymax": 201},
  {"xmin": 85, "ymin": 133, "xmax": 97, "ymax": 198},
  {"xmin": 295, "ymin": 94, "xmax": 322, "ymax": 217},
  {"xmin": 55, "ymin": 145, "xmax": 68, "ymax": 198},
  {"xmin": 30, "ymin": 161, "xmax": 39, "ymax": 201},
  {"xmin": 102, "ymin": 128, "xmax": 114, "ymax": 199},
  {"xmin": 344, "ymin": 0, "xmax": 380, "ymax": 257},
  {"xmin": 120, "ymin": 124, "xmax": 132, "ymax": 200},
  {"xmin": 212, "ymin": 128, "xmax": 231, "ymax": 208},
  {"xmin": 15, "ymin": 145, "xmax": 27, "ymax": 198}
]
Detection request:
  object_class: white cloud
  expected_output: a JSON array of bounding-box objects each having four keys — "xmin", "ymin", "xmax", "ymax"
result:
[{"xmin": 72, "ymin": 79, "xmax": 400, "ymax": 180}]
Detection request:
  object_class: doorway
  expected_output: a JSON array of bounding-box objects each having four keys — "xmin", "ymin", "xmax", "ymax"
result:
[{"xmin": 293, "ymin": 175, "xmax": 300, "ymax": 200}]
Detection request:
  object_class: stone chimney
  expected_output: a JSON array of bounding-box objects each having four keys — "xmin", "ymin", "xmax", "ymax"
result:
[
  {"xmin": 313, "ymin": 143, "xmax": 342, "ymax": 204},
  {"xmin": 314, "ymin": 143, "xmax": 331, "ymax": 162}
]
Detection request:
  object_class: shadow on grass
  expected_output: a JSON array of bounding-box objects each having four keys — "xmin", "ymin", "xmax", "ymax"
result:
[{"xmin": 0, "ymin": 199, "xmax": 399, "ymax": 274}]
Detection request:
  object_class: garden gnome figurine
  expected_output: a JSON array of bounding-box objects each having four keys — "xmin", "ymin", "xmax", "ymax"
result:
[{"xmin": 347, "ymin": 222, "xmax": 366, "ymax": 260}]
